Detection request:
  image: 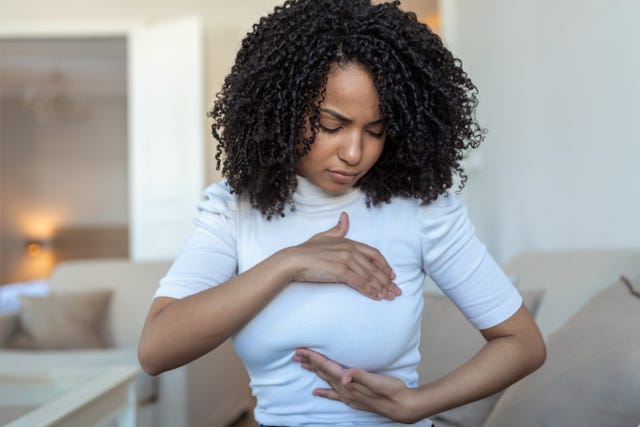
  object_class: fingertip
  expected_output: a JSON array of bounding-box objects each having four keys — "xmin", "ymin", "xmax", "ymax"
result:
[
  {"xmin": 340, "ymin": 211, "xmax": 349, "ymax": 229},
  {"xmin": 336, "ymin": 211, "xmax": 348, "ymax": 228},
  {"xmin": 330, "ymin": 212, "xmax": 348, "ymax": 237},
  {"xmin": 395, "ymin": 285, "xmax": 402, "ymax": 296}
]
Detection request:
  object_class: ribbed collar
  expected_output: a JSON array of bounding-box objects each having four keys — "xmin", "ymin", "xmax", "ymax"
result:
[{"xmin": 292, "ymin": 176, "xmax": 363, "ymax": 213}]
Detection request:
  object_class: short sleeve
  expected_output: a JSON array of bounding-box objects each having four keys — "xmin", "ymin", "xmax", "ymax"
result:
[
  {"xmin": 420, "ymin": 192, "xmax": 522, "ymax": 330},
  {"xmin": 153, "ymin": 181, "xmax": 238, "ymax": 300}
]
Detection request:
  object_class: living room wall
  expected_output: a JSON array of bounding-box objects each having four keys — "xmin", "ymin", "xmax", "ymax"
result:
[
  {"xmin": 441, "ymin": 0, "xmax": 640, "ymax": 262},
  {"xmin": 0, "ymin": 0, "xmax": 437, "ymax": 185},
  {"xmin": 6, "ymin": 1, "xmax": 622, "ymax": 268},
  {"xmin": 0, "ymin": 1, "xmax": 285, "ymax": 283},
  {"xmin": 0, "ymin": 0, "xmax": 284, "ymax": 185},
  {"xmin": 0, "ymin": 94, "xmax": 128, "ymax": 282}
]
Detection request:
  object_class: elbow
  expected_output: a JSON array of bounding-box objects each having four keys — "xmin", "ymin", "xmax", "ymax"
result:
[
  {"xmin": 532, "ymin": 338, "xmax": 547, "ymax": 371},
  {"xmin": 524, "ymin": 333, "xmax": 547, "ymax": 375},
  {"xmin": 138, "ymin": 358, "xmax": 162, "ymax": 377},
  {"xmin": 137, "ymin": 338, "xmax": 165, "ymax": 377}
]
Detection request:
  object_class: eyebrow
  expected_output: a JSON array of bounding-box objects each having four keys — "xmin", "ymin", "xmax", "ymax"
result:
[{"xmin": 319, "ymin": 108, "xmax": 384, "ymax": 126}]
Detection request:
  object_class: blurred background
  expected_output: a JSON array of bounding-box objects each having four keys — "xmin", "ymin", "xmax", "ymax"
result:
[{"xmin": 0, "ymin": 0, "xmax": 638, "ymax": 285}]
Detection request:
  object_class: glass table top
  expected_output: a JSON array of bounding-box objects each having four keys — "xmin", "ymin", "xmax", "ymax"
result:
[{"xmin": 0, "ymin": 366, "xmax": 138, "ymax": 426}]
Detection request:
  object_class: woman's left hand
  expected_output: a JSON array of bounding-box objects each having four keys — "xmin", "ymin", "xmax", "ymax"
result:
[{"xmin": 292, "ymin": 347, "xmax": 420, "ymax": 423}]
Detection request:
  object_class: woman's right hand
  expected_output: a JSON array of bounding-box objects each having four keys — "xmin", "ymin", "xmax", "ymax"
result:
[{"xmin": 287, "ymin": 212, "xmax": 402, "ymax": 301}]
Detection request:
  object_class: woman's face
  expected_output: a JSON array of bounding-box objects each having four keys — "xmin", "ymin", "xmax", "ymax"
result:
[{"xmin": 298, "ymin": 62, "xmax": 386, "ymax": 193}]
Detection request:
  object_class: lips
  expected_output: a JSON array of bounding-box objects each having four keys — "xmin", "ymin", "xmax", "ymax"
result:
[{"xmin": 327, "ymin": 169, "xmax": 360, "ymax": 185}]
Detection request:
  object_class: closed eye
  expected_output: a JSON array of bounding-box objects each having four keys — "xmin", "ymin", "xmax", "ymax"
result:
[
  {"xmin": 366, "ymin": 129, "xmax": 385, "ymax": 138},
  {"xmin": 319, "ymin": 124, "xmax": 341, "ymax": 134}
]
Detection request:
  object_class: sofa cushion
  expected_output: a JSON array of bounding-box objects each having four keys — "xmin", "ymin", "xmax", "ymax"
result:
[
  {"xmin": 483, "ymin": 276, "xmax": 640, "ymax": 427},
  {"xmin": 418, "ymin": 290, "xmax": 544, "ymax": 427},
  {"xmin": 0, "ymin": 311, "xmax": 19, "ymax": 347},
  {"xmin": 11, "ymin": 290, "xmax": 112, "ymax": 350}
]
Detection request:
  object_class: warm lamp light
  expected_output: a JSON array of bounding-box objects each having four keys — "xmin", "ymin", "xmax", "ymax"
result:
[
  {"xmin": 21, "ymin": 237, "xmax": 56, "ymax": 280},
  {"xmin": 25, "ymin": 239, "xmax": 49, "ymax": 257}
]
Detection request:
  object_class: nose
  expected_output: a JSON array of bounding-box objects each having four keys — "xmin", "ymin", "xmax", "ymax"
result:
[{"xmin": 338, "ymin": 131, "xmax": 363, "ymax": 166}]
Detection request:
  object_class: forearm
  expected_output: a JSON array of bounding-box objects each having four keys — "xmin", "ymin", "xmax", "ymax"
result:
[
  {"xmin": 291, "ymin": 306, "xmax": 545, "ymax": 425},
  {"xmin": 138, "ymin": 213, "xmax": 398, "ymax": 376},
  {"xmin": 412, "ymin": 335, "xmax": 544, "ymax": 419},
  {"xmin": 138, "ymin": 248, "xmax": 295, "ymax": 375},
  {"xmin": 408, "ymin": 306, "xmax": 546, "ymax": 421}
]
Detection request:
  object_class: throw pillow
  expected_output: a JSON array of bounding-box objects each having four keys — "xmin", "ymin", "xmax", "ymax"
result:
[
  {"xmin": 483, "ymin": 276, "xmax": 640, "ymax": 427},
  {"xmin": 418, "ymin": 290, "xmax": 544, "ymax": 427},
  {"xmin": 10, "ymin": 290, "xmax": 112, "ymax": 350}
]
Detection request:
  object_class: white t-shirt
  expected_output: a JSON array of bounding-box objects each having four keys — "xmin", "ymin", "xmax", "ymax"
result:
[{"xmin": 155, "ymin": 176, "xmax": 522, "ymax": 427}]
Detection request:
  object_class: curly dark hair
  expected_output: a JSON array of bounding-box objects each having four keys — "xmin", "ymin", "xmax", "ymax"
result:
[{"xmin": 208, "ymin": 0, "xmax": 484, "ymax": 218}]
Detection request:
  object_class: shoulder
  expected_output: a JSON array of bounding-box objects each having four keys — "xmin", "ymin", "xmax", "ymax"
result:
[
  {"xmin": 199, "ymin": 180, "xmax": 240, "ymax": 212},
  {"xmin": 195, "ymin": 180, "xmax": 250, "ymax": 225},
  {"xmin": 414, "ymin": 191, "xmax": 473, "ymax": 250},
  {"xmin": 202, "ymin": 179, "xmax": 234, "ymax": 199},
  {"xmin": 384, "ymin": 191, "xmax": 467, "ymax": 227},
  {"xmin": 416, "ymin": 191, "xmax": 468, "ymax": 228},
  {"xmin": 419, "ymin": 190, "xmax": 465, "ymax": 215},
  {"xmin": 372, "ymin": 191, "xmax": 466, "ymax": 227}
]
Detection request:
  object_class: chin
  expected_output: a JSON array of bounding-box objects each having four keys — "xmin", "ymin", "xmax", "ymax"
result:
[{"xmin": 301, "ymin": 171, "xmax": 363, "ymax": 194}]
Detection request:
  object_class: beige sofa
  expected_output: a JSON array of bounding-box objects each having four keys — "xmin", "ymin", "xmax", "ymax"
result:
[
  {"xmin": 0, "ymin": 259, "xmax": 253, "ymax": 427},
  {"xmin": 2, "ymin": 250, "xmax": 639, "ymax": 426},
  {"xmin": 420, "ymin": 249, "xmax": 640, "ymax": 427}
]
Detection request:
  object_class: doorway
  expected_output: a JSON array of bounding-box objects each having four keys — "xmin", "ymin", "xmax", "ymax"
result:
[{"xmin": 0, "ymin": 37, "xmax": 129, "ymax": 283}]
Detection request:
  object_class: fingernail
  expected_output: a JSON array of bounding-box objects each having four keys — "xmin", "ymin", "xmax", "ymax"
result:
[
  {"xmin": 376, "ymin": 292, "xmax": 384, "ymax": 300},
  {"xmin": 395, "ymin": 286, "xmax": 402, "ymax": 296},
  {"xmin": 387, "ymin": 290, "xmax": 394, "ymax": 300}
]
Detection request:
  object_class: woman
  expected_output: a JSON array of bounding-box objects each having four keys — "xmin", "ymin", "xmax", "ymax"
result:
[{"xmin": 138, "ymin": 1, "xmax": 546, "ymax": 426}]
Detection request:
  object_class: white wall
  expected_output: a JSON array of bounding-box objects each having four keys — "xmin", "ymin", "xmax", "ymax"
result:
[
  {"xmin": 0, "ymin": 95, "xmax": 127, "ymax": 281},
  {"xmin": 441, "ymin": 0, "xmax": 640, "ymax": 262},
  {"xmin": 0, "ymin": 0, "xmax": 437, "ymax": 185},
  {"xmin": 0, "ymin": 0, "xmax": 283, "ymax": 184},
  {"xmin": 1, "ymin": 97, "xmax": 128, "ymax": 225},
  {"xmin": 0, "ymin": 1, "xmax": 284, "ymax": 281},
  {"xmin": 6, "ymin": 0, "xmax": 635, "ymax": 266}
]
